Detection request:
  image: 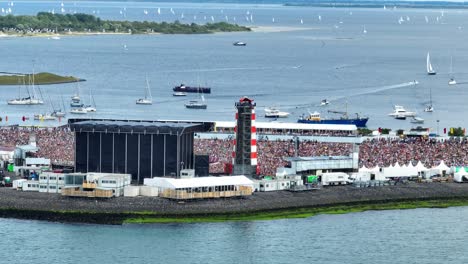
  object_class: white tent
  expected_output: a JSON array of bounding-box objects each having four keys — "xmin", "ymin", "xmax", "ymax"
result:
[
  {"xmin": 415, "ymin": 161, "xmax": 428, "ymax": 172},
  {"xmin": 144, "ymin": 176, "xmax": 254, "ymax": 189},
  {"xmin": 432, "ymin": 161, "xmax": 450, "ymax": 174}
]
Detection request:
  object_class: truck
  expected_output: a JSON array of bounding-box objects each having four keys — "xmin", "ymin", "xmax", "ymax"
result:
[{"xmin": 321, "ymin": 172, "xmax": 350, "ymax": 186}]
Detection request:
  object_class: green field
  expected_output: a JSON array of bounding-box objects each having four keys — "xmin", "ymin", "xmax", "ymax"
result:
[{"xmin": 0, "ymin": 72, "xmax": 83, "ymax": 85}]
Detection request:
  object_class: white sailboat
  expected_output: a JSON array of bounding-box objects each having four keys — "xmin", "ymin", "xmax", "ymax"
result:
[
  {"xmin": 448, "ymin": 56, "xmax": 457, "ymax": 85},
  {"xmin": 424, "ymin": 86, "xmax": 434, "ymax": 112},
  {"xmin": 83, "ymin": 87, "xmax": 96, "ymax": 112},
  {"xmin": 7, "ymin": 74, "xmax": 44, "ymax": 105},
  {"xmin": 427, "ymin": 52, "xmax": 436, "ymax": 75},
  {"xmin": 136, "ymin": 78, "xmax": 152, "ymax": 105},
  {"xmin": 185, "ymin": 94, "xmax": 207, "ymax": 109}
]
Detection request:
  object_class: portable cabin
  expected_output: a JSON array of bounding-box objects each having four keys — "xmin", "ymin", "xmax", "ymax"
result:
[
  {"xmin": 321, "ymin": 172, "xmax": 350, "ymax": 186},
  {"xmin": 22, "ymin": 180, "xmax": 40, "ymax": 192}
]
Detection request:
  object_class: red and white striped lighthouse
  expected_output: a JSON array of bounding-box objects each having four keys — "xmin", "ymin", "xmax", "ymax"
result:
[{"xmin": 232, "ymin": 97, "xmax": 257, "ymax": 176}]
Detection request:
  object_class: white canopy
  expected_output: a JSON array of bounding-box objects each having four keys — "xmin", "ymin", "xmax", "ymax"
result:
[
  {"xmin": 144, "ymin": 176, "xmax": 254, "ymax": 189},
  {"xmin": 215, "ymin": 121, "xmax": 357, "ymax": 132},
  {"xmin": 415, "ymin": 161, "xmax": 428, "ymax": 172},
  {"xmin": 433, "ymin": 161, "xmax": 450, "ymax": 172}
]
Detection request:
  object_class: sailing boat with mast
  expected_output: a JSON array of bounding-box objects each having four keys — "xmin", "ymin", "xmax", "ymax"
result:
[
  {"xmin": 8, "ymin": 74, "xmax": 44, "ymax": 105},
  {"xmin": 83, "ymin": 86, "xmax": 96, "ymax": 112},
  {"xmin": 136, "ymin": 77, "xmax": 152, "ymax": 105},
  {"xmin": 424, "ymin": 86, "xmax": 434, "ymax": 112},
  {"xmin": 426, "ymin": 52, "xmax": 436, "ymax": 75},
  {"xmin": 448, "ymin": 56, "xmax": 457, "ymax": 85}
]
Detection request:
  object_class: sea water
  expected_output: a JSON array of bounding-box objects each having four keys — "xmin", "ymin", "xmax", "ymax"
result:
[
  {"xmin": 0, "ymin": 1, "xmax": 467, "ymax": 131},
  {"xmin": 2, "ymin": 206, "xmax": 468, "ymax": 264}
]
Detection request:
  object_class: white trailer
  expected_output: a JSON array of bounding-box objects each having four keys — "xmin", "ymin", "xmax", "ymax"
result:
[
  {"xmin": 22, "ymin": 180, "xmax": 40, "ymax": 192},
  {"xmin": 321, "ymin": 172, "xmax": 350, "ymax": 186},
  {"xmin": 13, "ymin": 179, "xmax": 27, "ymax": 190}
]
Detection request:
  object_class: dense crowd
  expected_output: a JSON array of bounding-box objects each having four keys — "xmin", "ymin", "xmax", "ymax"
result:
[
  {"xmin": 194, "ymin": 138, "xmax": 353, "ymax": 175},
  {"xmin": 0, "ymin": 126, "xmax": 74, "ymax": 166},
  {"xmin": 3, "ymin": 127, "xmax": 468, "ymax": 174},
  {"xmin": 359, "ymin": 137, "xmax": 468, "ymax": 168}
]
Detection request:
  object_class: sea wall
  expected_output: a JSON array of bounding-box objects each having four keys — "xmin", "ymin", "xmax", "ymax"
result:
[{"xmin": 1, "ymin": 183, "xmax": 468, "ymax": 224}]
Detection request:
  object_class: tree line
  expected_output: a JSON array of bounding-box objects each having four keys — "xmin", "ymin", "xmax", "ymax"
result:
[{"xmin": 0, "ymin": 12, "xmax": 251, "ymax": 34}]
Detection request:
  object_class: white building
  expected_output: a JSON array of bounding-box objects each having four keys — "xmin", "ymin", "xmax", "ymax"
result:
[
  {"xmin": 62, "ymin": 172, "xmax": 132, "ymax": 197},
  {"xmin": 22, "ymin": 180, "xmax": 40, "ymax": 192},
  {"xmin": 144, "ymin": 175, "xmax": 254, "ymax": 199}
]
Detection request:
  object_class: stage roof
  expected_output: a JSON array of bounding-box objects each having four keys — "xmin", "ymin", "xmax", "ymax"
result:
[{"xmin": 69, "ymin": 120, "xmax": 208, "ymax": 134}]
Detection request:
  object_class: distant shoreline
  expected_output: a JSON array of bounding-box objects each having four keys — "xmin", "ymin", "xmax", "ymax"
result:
[
  {"xmin": 1, "ymin": 183, "xmax": 468, "ymax": 225},
  {"xmin": 284, "ymin": 1, "xmax": 468, "ymax": 9}
]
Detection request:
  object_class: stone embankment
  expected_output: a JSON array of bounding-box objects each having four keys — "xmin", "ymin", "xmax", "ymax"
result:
[{"xmin": 1, "ymin": 182, "xmax": 468, "ymax": 224}]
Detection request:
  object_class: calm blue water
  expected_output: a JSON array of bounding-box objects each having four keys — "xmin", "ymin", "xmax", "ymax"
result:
[
  {"xmin": 2, "ymin": 206, "xmax": 468, "ymax": 263},
  {"xmin": 1, "ymin": 1, "xmax": 468, "ymax": 131}
]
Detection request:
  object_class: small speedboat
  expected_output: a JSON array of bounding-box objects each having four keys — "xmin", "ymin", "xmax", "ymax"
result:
[
  {"xmin": 265, "ymin": 107, "xmax": 290, "ymax": 118},
  {"xmin": 136, "ymin": 98, "xmax": 152, "ymax": 105},
  {"xmin": 410, "ymin": 116, "xmax": 424, "ymax": 124},
  {"xmin": 233, "ymin": 41, "xmax": 247, "ymax": 46},
  {"xmin": 70, "ymin": 107, "xmax": 88, "ymax": 114},
  {"xmin": 320, "ymin": 99, "xmax": 330, "ymax": 106},
  {"xmin": 34, "ymin": 114, "xmax": 56, "ymax": 121},
  {"xmin": 424, "ymin": 105, "xmax": 433, "ymax": 112},
  {"xmin": 448, "ymin": 78, "xmax": 457, "ymax": 85}
]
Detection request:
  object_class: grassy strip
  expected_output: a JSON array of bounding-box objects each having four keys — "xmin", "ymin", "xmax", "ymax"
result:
[
  {"xmin": 0, "ymin": 72, "xmax": 82, "ymax": 85},
  {"xmin": 124, "ymin": 198, "xmax": 468, "ymax": 224}
]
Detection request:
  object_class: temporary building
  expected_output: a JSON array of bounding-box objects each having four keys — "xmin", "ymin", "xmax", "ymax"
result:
[
  {"xmin": 454, "ymin": 168, "xmax": 468, "ymax": 183},
  {"xmin": 144, "ymin": 175, "xmax": 254, "ymax": 199}
]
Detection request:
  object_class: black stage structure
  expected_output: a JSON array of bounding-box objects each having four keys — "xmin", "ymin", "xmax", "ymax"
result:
[{"xmin": 69, "ymin": 119, "xmax": 211, "ymax": 183}]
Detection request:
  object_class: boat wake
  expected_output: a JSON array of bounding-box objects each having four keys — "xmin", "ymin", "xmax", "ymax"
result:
[
  {"xmin": 293, "ymin": 81, "xmax": 418, "ymax": 109},
  {"xmin": 160, "ymin": 65, "xmax": 301, "ymax": 73},
  {"xmin": 343, "ymin": 80, "xmax": 419, "ymax": 99}
]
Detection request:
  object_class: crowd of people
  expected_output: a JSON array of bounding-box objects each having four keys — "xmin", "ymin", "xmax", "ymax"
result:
[
  {"xmin": 0, "ymin": 126, "xmax": 74, "ymax": 166},
  {"xmin": 194, "ymin": 138, "xmax": 353, "ymax": 175},
  {"xmin": 3, "ymin": 126, "xmax": 468, "ymax": 174},
  {"xmin": 359, "ymin": 137, "xmax": 468, "ymax": 168}
]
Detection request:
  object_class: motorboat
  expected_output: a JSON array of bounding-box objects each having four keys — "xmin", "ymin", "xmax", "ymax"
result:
[
  {"xmin": 424, "ymin": 105, "xmax": 434, "ymax": 112},
  {"xmin": 233, "ymin": 41, "xmax": 247, "ymax": 46},
  {"xmin": 264, "ymin": 107, "xmax": 290, "ymax": 118},
  {"xmin": 70, "ymin": 107, "xmax": 88, "ymax": 114},
  {"xmin": 320, "ymin": 99, "xmax": 330, "ymax": 106},
  {"xmin": 388, "ymin": 105, "xmax": 416, "ymax": 118},
  {"xmin": 448, "ymin": 78, "xmax": 457, "ymax": 85},
  {"xmin": 410, "ymin": 116, "xmax": 425, "ymax": 124},
  {"xmin": 83, "ymin": 105, "xmax": 96, "ymax": 112},
  {"xmin": 173, "ymin": 92, "xmax": 187, "ymax": 96},
  {"xmin": 34, "ymin": 114, "xmax": 56, "ymax": 121}
]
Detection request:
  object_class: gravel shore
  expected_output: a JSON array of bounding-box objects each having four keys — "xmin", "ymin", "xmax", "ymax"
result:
[{"xmin": 1, "ymin": 182, "xmax": 468, "ymax": 224}]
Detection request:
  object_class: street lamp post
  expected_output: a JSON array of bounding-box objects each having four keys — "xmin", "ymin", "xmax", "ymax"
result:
[{"xmin": 437, "ymin": 120, "xmax": 440, "ymax": 136}]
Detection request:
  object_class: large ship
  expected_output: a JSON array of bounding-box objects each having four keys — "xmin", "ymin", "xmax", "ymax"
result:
[
  {"xmin": 297, "ymin": 111, "xmax": 369, "ymax": 127},
  {"xmin": 173, "ymin": 84, "xmax": 211, "ymax": 94}
]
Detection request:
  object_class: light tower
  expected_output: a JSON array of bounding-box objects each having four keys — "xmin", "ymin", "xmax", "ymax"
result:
[{"xmin": 232, "ymin": 97, "xmax": 257, "ymax": 176}]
